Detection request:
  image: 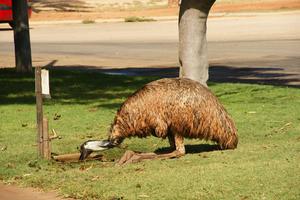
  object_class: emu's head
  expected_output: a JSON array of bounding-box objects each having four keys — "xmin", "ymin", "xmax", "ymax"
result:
[
  {"xmin": 79, "ymin": 124, "xmax": 125, "ymax": 161},
  {"xmin": 79, "ymin": 140, "xmax": 114, "ymax": 161},
  {"xmin": 108, "ymin": 124, "xmax": 125, "ymax": 146}
]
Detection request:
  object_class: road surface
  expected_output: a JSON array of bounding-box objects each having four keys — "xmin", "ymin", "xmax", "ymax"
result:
[{"xmin": 0, "ymin": 11, "xmax": 299, "ymax": 87}]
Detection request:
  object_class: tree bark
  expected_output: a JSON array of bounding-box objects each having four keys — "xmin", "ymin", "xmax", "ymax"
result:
[
  {"xmin": 178, "ymin": 0, "xmax": 215, "ymax": 86},
  {"xmin": 12, "ymin": 0, "xmax": 32, "ymax": 73}
]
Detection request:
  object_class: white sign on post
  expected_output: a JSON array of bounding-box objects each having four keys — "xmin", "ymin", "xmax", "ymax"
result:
[{"xmin": 41, "ymin": 69, "xmax": 51, "ymax": 98}]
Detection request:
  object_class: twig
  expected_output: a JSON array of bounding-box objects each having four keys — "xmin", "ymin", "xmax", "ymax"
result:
[
  {"xmin": 274, "ymin": 122, "xmax": 292, "ymax": 133},
  {"xmin": 50, "ymin": 129, "xmax": 61, "ymax": 140}
]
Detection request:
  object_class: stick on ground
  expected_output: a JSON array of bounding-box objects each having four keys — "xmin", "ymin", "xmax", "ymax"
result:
[{"xmin": 53, "ymin": 153, "xmax": 103, "ymax": 162}]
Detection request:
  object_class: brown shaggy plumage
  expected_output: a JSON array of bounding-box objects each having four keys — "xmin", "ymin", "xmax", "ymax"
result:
[{"xmin": 109, "ymin": 78, "xmax": 238, "ymax": 150}]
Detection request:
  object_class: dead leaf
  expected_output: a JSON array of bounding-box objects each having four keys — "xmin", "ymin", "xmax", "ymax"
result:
[
  {"xmin": 21, "ymin": 123, "xmax": 28, "ymax": 127},
  {"xmin": 53, "ymin": 113, "xmax": 61, "ymax": 120},
  {"xmin": 1, "ymin": 145, "xmax": 7, "ymax": 151},
  {"xmin": 88, "ymin": 107, "xmax": 98, "ymax": 112},
  {"xmin": 91, "ymin": 176, "xmax": 101, "ymax": 181},
  {"xmin": 273, "ymin": 122, "xmax": 292, "ymax": 133},
  {"xmin": 108, "ymin": 196, "xmax": 124, "ymax": 200},
  {"xmin": 7, "ymin": 163, "xmax": 15, "ymax": 169},
  {"xmin": 199, "ymin": 154, "xmax": 208, "ymax": 158},
  {"xmin": 134, "ymin": 168, "xmax": 144, "ymax": 172},
  {"xmin": 262, "ymin": 146, "xmax": 268, "ymax": 150},
  {"xmin": 79, "ymin": 164, "xmax": 94, "ymax": 171},
  {"xmin": 23, "ymin": 173, "xmax": 32, "ymax": 177},
  {"xmin": 278, "ymin": 122, "xmax": 292, "ymax": 131},
  {"xmin": 27, "ymin": 160, "xmax": 41, "ymax": 169}
]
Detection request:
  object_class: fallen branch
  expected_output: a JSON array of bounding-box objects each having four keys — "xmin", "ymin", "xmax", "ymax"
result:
[
  {"xmin": 53, "ymin": 153, "xmax": 103, "ymax": 162},
  {"xmin": 117, "ymin": 150, "xmax": 183, "ymax": 166}
]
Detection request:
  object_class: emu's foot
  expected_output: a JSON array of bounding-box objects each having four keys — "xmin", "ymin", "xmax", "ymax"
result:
[
  {"xmin": 116, "ymin": 150, "xmax": 184, "ymax": 166},
  {"xmin": 117, "ymin": 150, "xmax": 137, "ymax": 165}
]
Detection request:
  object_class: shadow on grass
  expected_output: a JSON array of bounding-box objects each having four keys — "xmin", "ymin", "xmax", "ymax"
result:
[
  {"xmin": 47, "ymin": 64, "xmax": 299, "ymax": 87},
  {"xmin": 154, "ymin": 144, "xmax": 220, "ymax": 154},
  {"xmin": 1, "ymin": 62, "xmax": 299, "ymax": 106},
  {"xmin": 209, "ymin": 65, "xmax": 300, "ymax": 88},
  {"xmin": 95, "ymin": 65, "xmax": 300, "ymax": 88},
  {"xmin": 0, "ymin": 68, "xmax": 155, "ymax": 107}
]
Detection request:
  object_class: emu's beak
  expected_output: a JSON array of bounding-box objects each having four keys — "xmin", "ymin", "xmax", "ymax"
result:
[
  {"xmin": 79, "ymin": 140, "xmax": 114, "ymax": 161},
  {"xmin": 79, "ymin": 148, "xmax": 93, "ymax": 161}
]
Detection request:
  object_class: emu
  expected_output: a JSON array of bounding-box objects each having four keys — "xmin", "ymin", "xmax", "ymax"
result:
[{"xmin": 80, "ymin": 78, "xmax": 238, "ymax": 164}]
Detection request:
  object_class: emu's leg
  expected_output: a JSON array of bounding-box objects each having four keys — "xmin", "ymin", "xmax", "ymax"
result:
[
  {"xmin": 168, "ymin": 134, "xmax": 176, "ymax": 150},
  {"xmin": 117, "ymin": 134, "xmax": 185, "ymax": 166},
  {"xmin": 174, "ymin": 134, "xmax": 186, "ymax": 155}
]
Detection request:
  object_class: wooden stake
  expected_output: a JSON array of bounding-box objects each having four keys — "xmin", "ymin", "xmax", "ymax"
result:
[
  {"xmin": 35, "ymin": 67, "xmax": 43, "ymax": 157},
  {"xmin": 42, "ymin": 118, "xmax": 51, "ymax": 160}
]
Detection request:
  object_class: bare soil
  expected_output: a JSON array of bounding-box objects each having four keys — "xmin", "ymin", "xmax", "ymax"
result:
[
  {"xmin": 0, "ymin": 183, "xmax": 73, "ymax": 200},
  {"xmin": 30, "ymin": 0, "xmax": 300, "ymax": 21}
]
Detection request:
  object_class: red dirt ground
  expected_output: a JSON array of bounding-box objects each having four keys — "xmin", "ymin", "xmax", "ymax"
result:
[
  {"xmin": 30, "ymin": 0, "xmax": 300, "ymax": 21},
  {"xmin": 0, "ymin": 183, "xmax": 73, "ymax": 200}
]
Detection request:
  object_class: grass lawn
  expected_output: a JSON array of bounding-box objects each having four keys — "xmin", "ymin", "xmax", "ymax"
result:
[{"xmin": 0, "ymin": 68, "xmax": 299, "ymax": 200}]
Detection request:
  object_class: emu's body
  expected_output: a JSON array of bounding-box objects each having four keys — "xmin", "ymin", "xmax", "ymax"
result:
[{"xmin": 109, "ymin": 78, "xmax": 238, "ymax": 162}]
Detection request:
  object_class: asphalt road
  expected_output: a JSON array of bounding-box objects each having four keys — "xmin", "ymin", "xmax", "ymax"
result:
[{"xmin": 0, "ymin": 11, "xmax": 299, "ymax": 87}]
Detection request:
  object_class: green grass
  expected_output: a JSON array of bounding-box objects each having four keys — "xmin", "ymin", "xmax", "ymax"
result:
[{"xmin": 0, "ymin": 68, "xmax": 299, "ymax": 200}]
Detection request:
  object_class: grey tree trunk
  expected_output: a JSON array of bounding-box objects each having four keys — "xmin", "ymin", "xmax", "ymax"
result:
[{"xmin": 178, "ymin": 0, "xmax": 215, "ymax": 86}]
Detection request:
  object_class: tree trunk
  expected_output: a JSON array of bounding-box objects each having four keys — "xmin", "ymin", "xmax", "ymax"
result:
[
  {"xmin": 12, "ymin": 0, "xmax": 32, "ymax": 73},
  {"xmin": 178, "ymin": 0, "xmax": 215, "ymax": 86}
]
